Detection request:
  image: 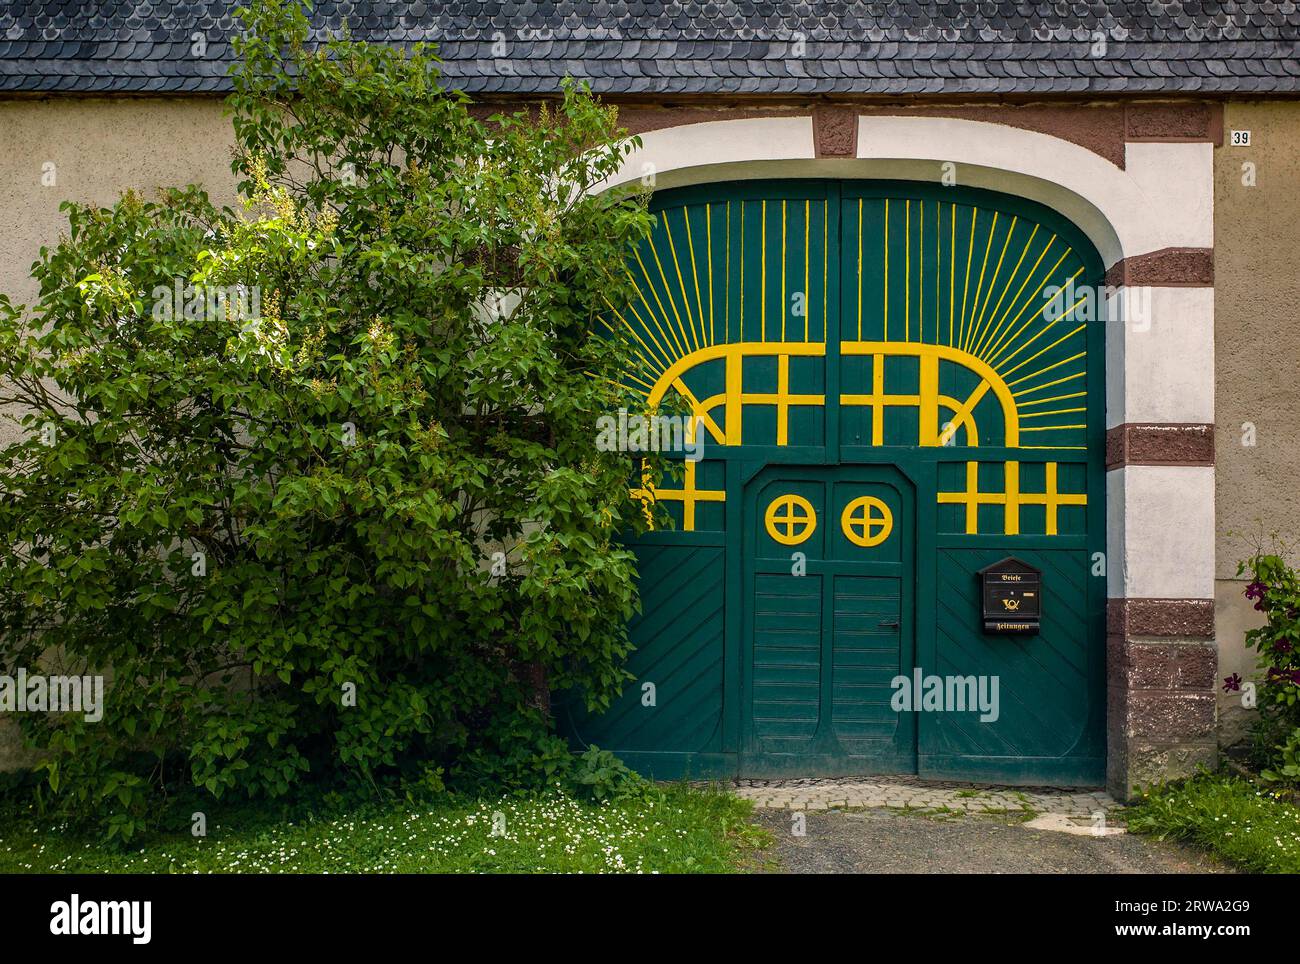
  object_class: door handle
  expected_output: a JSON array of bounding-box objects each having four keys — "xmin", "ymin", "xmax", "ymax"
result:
[{"xmin": 878, "ymin": 619, "xmax": 900, "ymax": 628}]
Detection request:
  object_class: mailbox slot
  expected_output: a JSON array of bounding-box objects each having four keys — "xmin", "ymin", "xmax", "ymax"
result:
[{"xmin": 977, "ymin": 557, "xmax": 1042, "ymax": 635}]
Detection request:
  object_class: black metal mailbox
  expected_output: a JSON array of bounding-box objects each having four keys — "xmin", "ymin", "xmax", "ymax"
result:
[{"xmin": 977, "ymin": 556, "xmax": 1042, "ymax": 635}]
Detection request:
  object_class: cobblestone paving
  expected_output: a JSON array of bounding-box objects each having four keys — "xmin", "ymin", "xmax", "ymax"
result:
[{"xmin": 729, "ymin": 776, "xmax": 1118, "ymax": 818}]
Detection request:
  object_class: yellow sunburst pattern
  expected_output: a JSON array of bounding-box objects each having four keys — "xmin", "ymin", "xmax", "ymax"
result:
[
  {"xmin": 602, "ymin": 187, "xmax": 1098, "ymax": 535},
  {"xmin": 848, "ymin": 197, "xmax": 1091, "ymax": 451}
]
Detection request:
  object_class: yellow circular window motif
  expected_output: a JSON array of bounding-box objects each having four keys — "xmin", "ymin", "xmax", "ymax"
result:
[
  {"xmin": 764, "ymin": 494, "xmax": 817, "ymax": 546},
  {"xmin": 841, "ymin": 496, "xmax": 893, "ymax": 548}
]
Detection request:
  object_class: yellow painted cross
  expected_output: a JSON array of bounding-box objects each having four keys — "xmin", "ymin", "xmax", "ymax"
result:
[{"xmin": 937, "ymin": 460, "xmax": 1086, "ymax": 535}]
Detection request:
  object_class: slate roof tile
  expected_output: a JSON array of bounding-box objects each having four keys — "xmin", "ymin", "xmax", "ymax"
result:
[{"xmin": 0, "ymin": 1, "xmax": 1297, "ymax": 94}]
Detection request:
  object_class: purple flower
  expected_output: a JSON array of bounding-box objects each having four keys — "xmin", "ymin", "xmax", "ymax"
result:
[
  {"xmin": 1245, "ymin": 581, "xmax": 1267, "ymax": 600},
  {"xmin": 1223, "ymin": 673, "xmax": 1242, "ymax": 693},
  {"xmin": 1276, "ymin": 639, "xmax": 1293, "ymax": 654}
]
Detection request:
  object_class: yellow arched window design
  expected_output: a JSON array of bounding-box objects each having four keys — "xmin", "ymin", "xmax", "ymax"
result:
[
  {"xmin": 610, "ymin": 187, "xmax": 1096, "ymax": 535},
  {"xmin": 637, "ymin": 340, "xmax": 1017, "ymax": 450}
]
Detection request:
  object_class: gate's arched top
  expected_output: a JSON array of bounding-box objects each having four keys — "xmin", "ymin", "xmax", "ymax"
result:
[
  {"xmin": 605, "ymin": 179, "xmax": 1103, "ymax": 454},
  {"xmin": 600, "ymin": 115, "xmax": 1214, "ymax": 269}
]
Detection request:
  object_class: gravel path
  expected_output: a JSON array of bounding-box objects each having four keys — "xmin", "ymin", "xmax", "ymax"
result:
[{"xmin": 750, "ymin": 806, "xmax": 1233, "ymax": 874}]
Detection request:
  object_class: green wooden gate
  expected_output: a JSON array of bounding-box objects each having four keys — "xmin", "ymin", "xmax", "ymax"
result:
[
  {"xmin": 745, "ymin": 465, "xmax": 916, "ymax": 776},
  {"xmin": 560, "ymin": 179, "xmax": 1107, "ymax": 786}
]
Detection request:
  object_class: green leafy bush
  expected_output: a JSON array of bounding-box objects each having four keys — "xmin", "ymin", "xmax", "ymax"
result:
[
  {"xmin": 1235, "ymin": 551, "xmax": 1300, "ymax": 782},
  {"xmin": 0, "ymin": 0, "xmax": 655, "ymax": 838},
  {"xmin": 453, "ymin": 709, "xmax": 580, "ymax": 796},
  {"xmin": 572, "ymin": 745, "xmax": 649, "ymax": 802},
  {"xmin": 1262, "ymin": 729, "xmax": 1300, "ymax": 784}
]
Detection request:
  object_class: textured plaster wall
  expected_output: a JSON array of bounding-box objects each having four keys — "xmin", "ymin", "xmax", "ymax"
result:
[
  {"xmin": 1213, "ymin": 100, "xmax": 1300, "ymax": 745},
  {"xmin": 0, "ymin": 97, "xmax": 238, "ymax": 305},
  {"xmin": 0, "ymin": 96, "xmax": 237, "ymax": 768}
]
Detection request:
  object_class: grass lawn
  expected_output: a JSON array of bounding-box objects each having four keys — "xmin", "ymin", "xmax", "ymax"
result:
[
  {"xmin": 0, "ymin": 784, "xmax": 769, "ymax": 874},
  {"xmin": 1126, "ymin": 772, "xmax": 1300, "ymax": 873}
]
